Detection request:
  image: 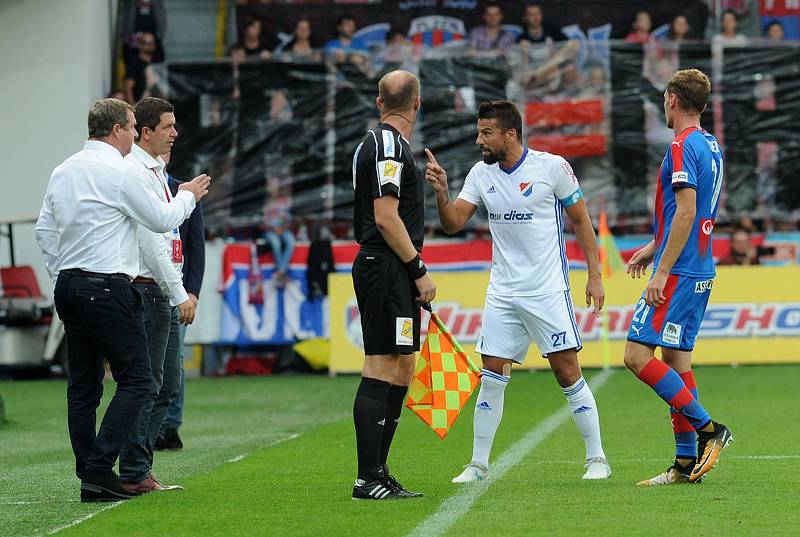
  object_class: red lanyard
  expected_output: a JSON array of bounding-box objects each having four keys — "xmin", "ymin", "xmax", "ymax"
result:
[{"xmin": 151, "ymin": 169, "xmax": 171, "ymax": 202}]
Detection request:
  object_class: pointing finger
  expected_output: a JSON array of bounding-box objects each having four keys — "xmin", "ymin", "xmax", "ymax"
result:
[{"xmin": 424, "ymin": 148, "xmax": 439, "ymax": 166}]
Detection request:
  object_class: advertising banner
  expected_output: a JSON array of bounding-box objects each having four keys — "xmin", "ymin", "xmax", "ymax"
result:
[{"xmin": 330, "ymin": 266, "xmax": 800, "ymax": 373}]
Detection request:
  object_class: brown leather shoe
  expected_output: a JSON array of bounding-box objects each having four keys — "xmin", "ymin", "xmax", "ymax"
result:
[
  {"xmin": 121, "ymin": 476, "xmax": 165, "ymax": 494},
  {"xmin": 149, "ymin": 472, "xmax": 184, "ymax": 491}
]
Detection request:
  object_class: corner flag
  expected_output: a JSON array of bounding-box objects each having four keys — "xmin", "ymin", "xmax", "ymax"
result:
[{"xmin": 405, "ymin": 304, "xmax": 481, "ymax": 440}]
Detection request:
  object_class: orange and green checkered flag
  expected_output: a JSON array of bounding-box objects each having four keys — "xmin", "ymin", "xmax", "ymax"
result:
[
  {"xmin": 405, "ymin": 304, "xmax": 481, "ymax": 440},
  {"xmin": 598, "ymin": 211, "xmax": 626, "ymax": 277}
]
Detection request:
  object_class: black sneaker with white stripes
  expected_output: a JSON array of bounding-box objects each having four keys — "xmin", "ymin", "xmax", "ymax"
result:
[
  {"xmin": 351, "ymin": 478, "xmax": 403, "ymax": 500},
  {"xmin": 383, "ymin": 468, "xmax": 423, "ymax": 498}
]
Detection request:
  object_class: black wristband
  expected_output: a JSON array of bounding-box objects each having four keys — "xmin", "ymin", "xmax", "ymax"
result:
[{"xmin": 404, "ymin": 254, "xmax": 427, "ymax": 279}]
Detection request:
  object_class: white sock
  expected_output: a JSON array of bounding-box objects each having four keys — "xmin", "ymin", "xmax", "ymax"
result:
[
  {"xmin": 562, "ymin": 377, "xmax": 606, "ymax": 460},
  {"xmin": 471, "ymin": 369, "xmax": 509, "ymax": 468}
]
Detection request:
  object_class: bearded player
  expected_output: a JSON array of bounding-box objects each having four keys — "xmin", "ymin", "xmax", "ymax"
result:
[
  {"xmin": 624, "ymin": 68, "xmax": 733, "ymax": 486},
  {"xmin": 425, "ymin": 100, "xmax": 611, "ymax": 483}
]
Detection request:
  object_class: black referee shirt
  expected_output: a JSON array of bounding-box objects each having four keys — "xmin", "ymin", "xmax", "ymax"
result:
[{"xmin": 352, "ymin": 123, "xmax": 424, "ymax": 252}]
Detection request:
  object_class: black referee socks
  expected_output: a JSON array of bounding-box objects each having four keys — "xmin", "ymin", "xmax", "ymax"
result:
[
  {"xmin": 354, "ymin": 377, "xmax": 391, "ymax": 481},
  {"xmin": 380, "ymin": 385, "xmax": 409, "ymax": 468}
]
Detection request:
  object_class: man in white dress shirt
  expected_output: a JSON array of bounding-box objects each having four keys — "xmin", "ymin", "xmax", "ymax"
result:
[
  {"xmin": 118, "ymin": 97, "xmax": 200, "ymax": 493},
  {"xmin": 35, "ymin": 98, "xmax": 210, "ymax": 502},
  {"xmin": 424, "ymin": 100, "xmax": 611, "ymax": 483}
]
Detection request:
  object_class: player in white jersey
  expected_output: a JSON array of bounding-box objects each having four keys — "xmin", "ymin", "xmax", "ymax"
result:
[{"xmin": 425, "ymin": 100, "xmax": 611, "ymax": 482}]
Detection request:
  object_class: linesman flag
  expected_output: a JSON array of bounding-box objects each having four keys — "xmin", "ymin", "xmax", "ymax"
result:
[
  {"xmin": 405, "ymin": 304, "xmax": 481, "ymax": 440},
  {"xmin": 598, "ymin": 211, "xmax": 626, "ymax": 277}
]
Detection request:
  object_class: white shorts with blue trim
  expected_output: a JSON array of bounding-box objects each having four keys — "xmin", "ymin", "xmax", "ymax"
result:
[{"xmin": 475, "ymin": 291, "xmax": 583, "ymax": 363}]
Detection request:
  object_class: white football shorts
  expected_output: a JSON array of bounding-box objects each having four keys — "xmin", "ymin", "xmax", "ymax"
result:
[{"xmin": 475, "ymin": 291, "xmax": 583, "ymax": 362}]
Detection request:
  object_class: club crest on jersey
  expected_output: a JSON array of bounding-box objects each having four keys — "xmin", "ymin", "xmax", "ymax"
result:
[{"xmin": 519, "ymin": 181, "xmax": 533, "ymax": 197}]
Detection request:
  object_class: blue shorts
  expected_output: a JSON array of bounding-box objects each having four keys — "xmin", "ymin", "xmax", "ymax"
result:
[{"xmin": 626, "ymin": 274, "xmax": 713, "ymax": 352}]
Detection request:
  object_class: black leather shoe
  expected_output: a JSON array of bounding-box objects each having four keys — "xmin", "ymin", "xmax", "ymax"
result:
[
  {"xmin": 155, "ymin": 428, "xmax": 183, "ymax": 451},
  {"xmin": 80, "ymin": 471, "xmax": 140, "ymax": 502}
]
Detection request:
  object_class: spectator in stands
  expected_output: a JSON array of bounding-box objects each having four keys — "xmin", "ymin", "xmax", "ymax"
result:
[
  {"xmin": 667, "ymin": 14, "xmax": 691, "ymax": 42},
  {"xmin": 325, "ymin": 14, "xmax": 369, "ymax": 66},
  {"xmin": 467, "ymin": 2, "xmax": 517, "ymax": 52},
  {"xmin": 625, "ymin": 10, "xmax": 654, "ymax": 44},
  {"xmin": 517, "ymin": 3, "xmax": 567, "ymax": 45},
  {"xmin": 263, "ymin": 182, "xmax": 295, "ymax": 288},
  {"xmin": 120, "ymin": 0, "xmax": 166, "ymax": 62},
  {"xmin": 712, "ymin": 9, "xmax": 748, "ymax": 47},
  {"xmin": 124, "ymin": 31, "xmax": 157, "ymax": 104},
  {"xmin": 764, "ymin": 20, "xmax": 785, "ymax": 42},
  {"xmin": 587, "ymin": 64, "xmax": 607, "ymax": 94},
  {"xmin": 376, "ymin": 28, "xmax": 414, "ymax": 69},
  {"xmin": 556, "ymin": 60, "xmax": 585, "ymax": 98},
  {"xmin": 276, "ymin": 18, "xmax": 321, "ymax": 63},
  {"xmin": 718, "ymin": 228, "xmax": 761, "ymax": 265},
  {"xmin": 239, "ymin": 15, "xmax": 272, "ymax": 59}
]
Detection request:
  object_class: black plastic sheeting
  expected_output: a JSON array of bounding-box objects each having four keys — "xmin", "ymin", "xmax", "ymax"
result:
[{"xmin": 150, "ymin": 41, "xmax": 800, "ymax": 235}]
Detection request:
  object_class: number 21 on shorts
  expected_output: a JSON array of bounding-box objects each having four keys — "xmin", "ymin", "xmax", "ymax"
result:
[{"xmin": 632, "ymin": 298, "xmax": 651, "ymax": 325}]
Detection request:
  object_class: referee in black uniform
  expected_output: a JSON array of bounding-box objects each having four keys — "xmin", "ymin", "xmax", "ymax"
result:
[{"xmin": 350, "ymin": 70, "xmax": 436, "ymax": 500}]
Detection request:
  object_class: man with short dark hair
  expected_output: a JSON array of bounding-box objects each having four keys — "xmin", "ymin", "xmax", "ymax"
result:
[
  {"xmin": 624, "ymin": 69, "xmax": 732, "ymax": 486},
  {"xmin": 350, "ymin": 70, "xmax": 435, "ymax": 500},
  {"xmin": 118, "ymin": 96, "xmax": 206, "ymax": 493},
  {"xmin": 425, "ymin": 99, "xmax": 611, "ymax": 483},
  {"xmin": 718, "ymin": 228, "xmax": 760, "ymax": 265},
  {"xmin": 325, "ymin": 14, "xmax": 368, "ymax": 65},
  {"xmin": 517, "ymin": 3, "xmax": 567, "ymax": 45},
  {"xmin": 35, "ymin": 98, "xmax": 210, "ymax": 502},
  {"xmin": 467, "ymin": 3, "xmax": 517, "ymax": 52},
  {"xmin": 125, "ymin": 31, "xmax": 157, "ymax": 104}
]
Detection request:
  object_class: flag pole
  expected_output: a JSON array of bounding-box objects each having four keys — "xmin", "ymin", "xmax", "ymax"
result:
[{"xmin": 601, "ymin": 305, "xmax": 611, "ymax": 370}]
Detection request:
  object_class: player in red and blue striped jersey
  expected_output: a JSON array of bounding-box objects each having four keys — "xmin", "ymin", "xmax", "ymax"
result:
[{"xmin": 623, "ymin": 69, "xmax": 733, "ymax": 486}]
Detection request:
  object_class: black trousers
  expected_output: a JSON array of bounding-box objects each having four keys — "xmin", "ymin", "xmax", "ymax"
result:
[{"xmin": 54, "ymin": 271, "xmax": 154, "ymax": 478}]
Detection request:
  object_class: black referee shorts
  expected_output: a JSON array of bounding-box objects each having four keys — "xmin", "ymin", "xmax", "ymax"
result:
[{"xmin": 352, "ymin": 248, "xmax": 421, "ymax": 356}]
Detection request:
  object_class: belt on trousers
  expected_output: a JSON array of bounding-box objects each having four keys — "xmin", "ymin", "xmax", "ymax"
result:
[
  {"xmin": 132, "ymin": 276, "xmax": 157, "ymax": 284},
  {"xmin": 61, "ymin": 269, "xmax": 132, "ymax": 282}
]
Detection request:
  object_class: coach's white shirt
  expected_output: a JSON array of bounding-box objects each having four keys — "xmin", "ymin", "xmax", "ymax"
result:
[
  {"xmin": 458, "ymin": 148, "xmax": 583, "ymax": 297},
  {"xmin": 126, "ymin": 143, "xmax": 189, "ymax": 306},
  {"xmin": 35, "ymin": 140, "xmax": 196, "ymax": 281}
]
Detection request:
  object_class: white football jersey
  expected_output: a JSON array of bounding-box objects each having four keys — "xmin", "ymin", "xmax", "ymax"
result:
[{"xmin": 458, "ymin": 148, "xmax": 584, "ymax": 296}]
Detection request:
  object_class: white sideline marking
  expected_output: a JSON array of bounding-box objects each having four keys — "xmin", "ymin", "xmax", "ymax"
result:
[
  {"xmin": 224, "ymin": 432, "xmax": 302, "ymax": 464},
  {"xmin": 406, "ymin": 369, "xmax": 614, "ymax": 537},
  {"xmin": 47, "ymin": 502, "xmax": 122, "ymax": 535}
]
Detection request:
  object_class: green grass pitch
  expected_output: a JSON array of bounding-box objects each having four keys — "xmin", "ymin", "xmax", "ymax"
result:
[{"xmin": 1, "ymin": 365, "xmax": 799, "ymax": 536}]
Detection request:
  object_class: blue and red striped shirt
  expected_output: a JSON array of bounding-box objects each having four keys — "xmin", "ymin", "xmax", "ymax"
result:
[{"xmin": 653, "ymin": 126, "xmax": 724, "ymax": 278}]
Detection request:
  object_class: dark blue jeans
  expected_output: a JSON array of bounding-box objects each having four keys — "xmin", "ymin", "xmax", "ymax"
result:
[
  {"xmin": 54, "ymin": 271, "xmax": 153, "ymax": 479},
  {"xmin": 162, "ymin": 322, "xmax": 186, "ymax": 431},
  {"xmin": 119, "ymin": 283, "xmax": 181, "ymax": 483}
]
